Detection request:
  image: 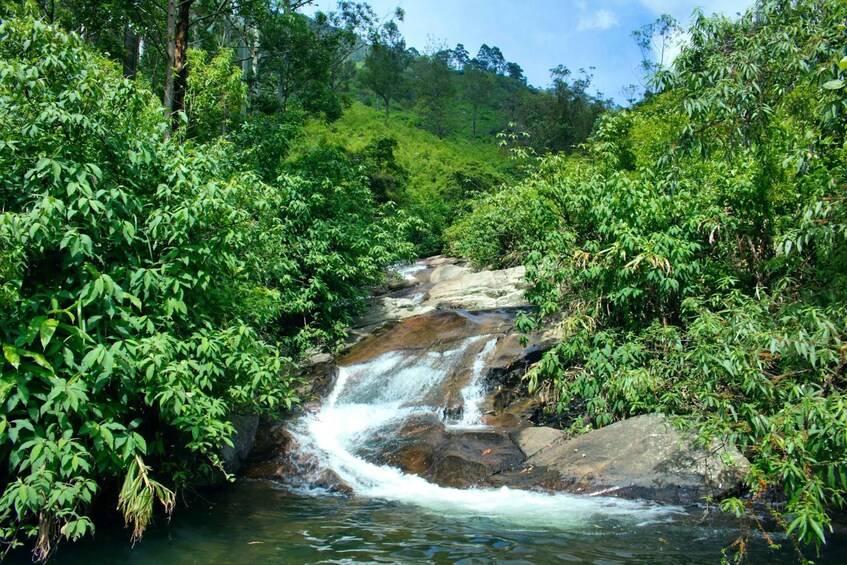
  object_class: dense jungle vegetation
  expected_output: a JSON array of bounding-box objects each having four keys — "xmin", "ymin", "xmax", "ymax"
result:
[
  {"xmin": 0, "ymin": 0, "xmax": 845, "ymax": 561},
  {"xmin": 452, "ymin": 0, "xmax": 847, "ymax": 558}
]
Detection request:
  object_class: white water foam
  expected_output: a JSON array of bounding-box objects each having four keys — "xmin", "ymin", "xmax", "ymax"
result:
[
  {"xmin": 449, "ymin": 336, "xmax": 499, "ymax": 429},
  {"xmin": 395, "ymin": 261, "xmax": 429, "ymax": 281},
  {"xmin": 290, "ymin": 337, "xmax": 681, "ymax": 530}
]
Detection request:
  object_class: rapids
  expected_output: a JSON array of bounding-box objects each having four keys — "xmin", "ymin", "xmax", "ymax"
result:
[{"xmin": 287, "ymin": 322, "xmax": 681, "ymax": 531}]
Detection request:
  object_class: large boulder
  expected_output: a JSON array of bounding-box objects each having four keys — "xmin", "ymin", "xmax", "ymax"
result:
[
  {"xmin": 220, "ymin": 413, "xmax": 259, "ymax": 474},
  {"xmin": 512, "ymin": 426, "xmax": 566, "ymax": 459},
  {"xmin": 525, "ymin": 413, "xmax": 750, "ymax": 503},
  {"xmin": 367, "ymin": 413, "xmax": 526, "ymax": 489},
  {"xmin": 426, "ymin": 266, "xmax": 529, "ymax": 311},
  {"xmin": 362, "ymin": 413, "xmax": 447, "ymax": 474},
  {"xmin": 430, "ymin": 263, "xmax": 472, "ymax": 284},
  {"xmin": 425, "ymin": 429, "xmax": 526, "ymax": 488}
]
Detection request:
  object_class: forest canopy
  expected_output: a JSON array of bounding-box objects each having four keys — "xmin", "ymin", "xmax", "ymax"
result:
[{"xmin": 1, "ymin": 0, "xmax": 846, "ymax": 562}]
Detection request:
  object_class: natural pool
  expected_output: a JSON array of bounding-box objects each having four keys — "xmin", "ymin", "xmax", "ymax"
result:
[{"xmin": 39, "ymin": 480, "xmax": 847, "ymax": 564}]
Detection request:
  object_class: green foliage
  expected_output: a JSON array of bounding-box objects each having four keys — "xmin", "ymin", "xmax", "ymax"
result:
[
  {"xmin": 186, "ymin": 48, "xmax": 246, "ymax": 142},
  {"xmin": 410, "ymin": 51, "xmax": 456, "ymax": 137},
  {"xmin": 297, "ymin": 102, "xmax": 513, "ymax": 255},
  {"xmin": 255, "ymin": 9, "xmax": 358, "ymax": 121},
  {"xmin": 276, "ymin": 145, "xmax": 417, "ymax": 348},
  {"xmin": 445, "ymin": 154, "xmax": 562, "ymax": 268},
  {"xmin": 453, "ymin": 0, "xmax": 847, "ymax": 557},
  {"xmin": 360, "ymin": 20, "xmax": 408, "ymax": 118},
  {"xmin": 0, "ymin": 15, "xmax": 414, "ymax": 559}
]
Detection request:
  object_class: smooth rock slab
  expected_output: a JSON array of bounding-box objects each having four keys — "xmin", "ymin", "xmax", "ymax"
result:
[
  {"xmin": 512, "ymin": 426, "xmax": 565, "ymax": 459},
  {"xmin": 430, "ymin": 263, "xmax": 472, "ymax": 284},
  {"xmin": 426, "ymin": 266, "xmax": 529, "ymax": 311},
  {"xmin": 425, "ymin": 430, "xmax": 526, "ymax": 488},
  {"xmin": 526, "ymin": 413, "xmax": 750, "ymax": 503}
]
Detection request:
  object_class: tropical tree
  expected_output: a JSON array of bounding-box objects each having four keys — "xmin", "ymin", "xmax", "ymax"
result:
[{"xmin": 361, "ymin": 16, "xmax": 408, "ymax": 118}]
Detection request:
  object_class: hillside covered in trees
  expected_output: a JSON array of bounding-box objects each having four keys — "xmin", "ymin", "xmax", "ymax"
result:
[{"xmin": 1, "ymin": 0, "xmax": 846, "ymax": 562}]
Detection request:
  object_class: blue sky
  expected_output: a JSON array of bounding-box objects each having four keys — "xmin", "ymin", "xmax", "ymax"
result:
[{"xmin": 305, "ymin": 0, "xmax": 752, "ymax": 104}]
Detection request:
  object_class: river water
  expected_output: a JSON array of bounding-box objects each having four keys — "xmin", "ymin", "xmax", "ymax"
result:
[
  {"xmin": 44, "ymin": 481, "xmax": 847, "ymax": 564},
  {"xmin": 42, "ymin": 308, "xmax": 847, "ymax": 564}
]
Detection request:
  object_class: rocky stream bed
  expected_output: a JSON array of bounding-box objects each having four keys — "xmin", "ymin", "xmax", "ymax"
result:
[{"xmin": 237, "ymin": 256, "xmax": 749, "ymax": 506}]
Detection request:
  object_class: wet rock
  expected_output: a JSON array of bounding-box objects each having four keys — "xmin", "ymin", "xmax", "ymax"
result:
[
  {"xmin": 483, "ymin": 341, "xmax": 549, "ymax": 426},
  {"xmin": 487, "ymin": 464, "xmax": 563, "ymax": 490},
  {"xmin": 369, "ymin": 413, "xmax": 526, "ymax": 489},
  {"xmin": 442, "ymin": 404, "xmax": 464, "ymax": 421},
  {"xmin": 525, "ymin": 413, "xmax": 750, "ymax": 504},
  {"xmin": 242, "ymin": 422, "xmax": 297, "ymax": 478},
  {"xmin": 480, "ymin": 413, "xmax": 523, "ymax": 429},
  {"xmin": 220, "ymin": 413, "xmax": 259, "ymax": 474},
  {"xmin": 244, "ymin": 426, "xmax": 353, "ymax": 494},
  {"xmin": 312, "ymin": 469, "xmax": 354, "ymax": 495},
  {"xmin": 342, "ymin": 310, "xmax": 512, "ymax": 367},
  {"xmin": 367, "ymin": 414, "xmax": 447, "ymax": 474},
  {"xmin": 424, "ymin": 430, "xmax": 525, "ymax": 488},
  {"xmin": 297, "ymin": 358, "xmax": 338, "ymax": 402}
]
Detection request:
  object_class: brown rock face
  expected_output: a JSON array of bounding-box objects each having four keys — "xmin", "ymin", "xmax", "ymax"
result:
[
  {"xmin": 364, "ymin": 413, "xmax": 446, "ymax": 474},
  {"xmin": 424, "ymin": 430, "xmax": 526, "ymax": 488},
  {"xmin": 342, "ymin": 310, "xmax": 513, "ymax": 367},
  {"xmin": 366, "ymin": 413, "xmax": 526, "ymax": 489}
]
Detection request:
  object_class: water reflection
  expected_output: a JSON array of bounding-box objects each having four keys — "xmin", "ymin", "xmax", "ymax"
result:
[{"xmin": 39, "ymin": 481, "xmax": 847, "ymax": 565}]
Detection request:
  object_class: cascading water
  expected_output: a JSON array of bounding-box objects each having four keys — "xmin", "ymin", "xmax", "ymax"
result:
[
  {"xmin": 450, "ymin": 336, "xmax": 498, "ymax": 429},
  {"xmin": 287, "ymin": 327, "xmax": 681, "ymax": 530}
]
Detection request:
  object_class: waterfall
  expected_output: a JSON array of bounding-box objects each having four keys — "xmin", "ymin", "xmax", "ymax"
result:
[
  {"xmin": 287, "ymin": 330, "xmax": 680, "ymax": 529},
  {"xmin": 450, "ymin": 336, "xmax": 498, "ymax": 428}
]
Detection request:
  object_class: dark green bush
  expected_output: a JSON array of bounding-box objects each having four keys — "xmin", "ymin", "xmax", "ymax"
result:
[
  {"xmin": 455, "ymin": 0, "xmax": 847, "ymax": 555},
  {"xmin": 0, "ymin": 15, "xmax": 413, "ymax": 559}
]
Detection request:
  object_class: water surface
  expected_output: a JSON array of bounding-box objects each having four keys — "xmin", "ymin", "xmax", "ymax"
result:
[{"xmin": 45, "ymin": 480, "xmax": 847, "ymax": 564}]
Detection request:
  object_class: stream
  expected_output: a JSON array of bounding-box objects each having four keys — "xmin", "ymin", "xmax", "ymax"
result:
[
  {"xmin": 46, "ymin": 480, "xmax": 847, "ymax": 564},
  {"xmin": 30, "ymin": 261, "xmax": 847, "ymax": 563}
]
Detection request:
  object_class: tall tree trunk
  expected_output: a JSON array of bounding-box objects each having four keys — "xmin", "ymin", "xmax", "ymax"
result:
[
  {"xmin": 277, "ymin": 79, "xmax": 286, "ymax": 111},
  {"xmin": 164, "ymin": 0, "xmax": 176, "ymax": 135},
  {"xmin": 171, "ymin": 0, "xmax": 193, "ymax": 132},
  {"xmin": 123, "ymin": 24, "xmax": 140, "ymax": 79},
  {"xmin": 384, "ymin": 96, "xmax": 390, "ymax": 119}
]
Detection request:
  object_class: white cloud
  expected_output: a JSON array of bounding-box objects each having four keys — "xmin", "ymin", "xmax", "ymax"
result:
[
  {"xmin": 637, "ymin": 1, "xmax": 750, "ymax": 24},
  {"xmin": 635, "ymin": 1, "xmax": 752, "ymax": 67},
  {"xmin": 577, "ymin": 8, "xmax": 621, "ymax": 31},
  {"xmin": 655, "ymin": 31, "xmax": 690, "ymax": 68}
]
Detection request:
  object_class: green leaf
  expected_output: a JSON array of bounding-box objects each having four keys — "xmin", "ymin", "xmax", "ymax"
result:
[
  {"xmin": 20, "ymin": 351, "xmax": 53, "ymax": 372},
  {"xmin": 0, "ymin": 377, "xmax": 15, "ymax": 404},
  {"xmin": 3, "ymin": 346, "xmax": 20, "ymax": 369},
  {"xmin": 823, "ymin": 79, "xmax": 844, "ymax": 90},
  {"xmin": 40, "ymin": 319, "xmax": 59, "ymax": 350},
  {"xmin": 25, "ymin": 316, "xmax": 47, "ymax": 346}
]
